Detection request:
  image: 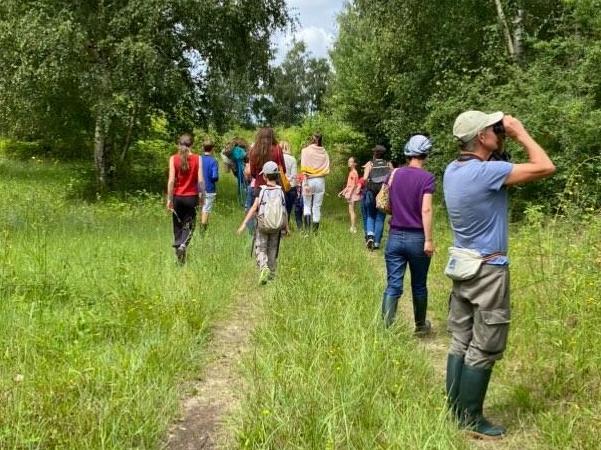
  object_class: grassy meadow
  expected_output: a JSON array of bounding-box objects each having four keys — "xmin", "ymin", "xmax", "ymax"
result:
[
  {"xmin": 0, "ymin": 150, "xmax": 251, "ymax": 448},
  {"xmin": 0, "ymin": 145, "xmax": 600, "ymax": 449},
  {"xmin": 232, "ymin": 179, "xmax": 601, "ymax": 449}
]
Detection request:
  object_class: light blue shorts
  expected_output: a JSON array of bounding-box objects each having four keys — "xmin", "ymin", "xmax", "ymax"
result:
[{"xmin": 203, "ymin": 193, "xmax": 217, "ymax": 213}]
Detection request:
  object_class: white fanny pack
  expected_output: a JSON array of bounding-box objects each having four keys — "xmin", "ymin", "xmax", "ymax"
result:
[{"xmin": 444, "ymin": 247, "xmax": 504, "ymax": 281}]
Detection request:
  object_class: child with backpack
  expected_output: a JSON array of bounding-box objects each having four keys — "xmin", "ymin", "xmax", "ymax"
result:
[{"xmin": 237, "ymin": 161, "xmax": 289, "ymax": 285}]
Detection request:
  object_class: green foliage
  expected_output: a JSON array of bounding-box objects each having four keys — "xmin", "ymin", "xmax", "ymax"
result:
[
  {"xmin": 329, "ymin": 0, "xmax": 601, "ymax": 212},
  {"xmin": 0, "ymin": 0, "xmax": 290, "ymax": 185},
  {"xmin": 276, "ymin": 114, "xmax": 368, "ymax": 161},
  {"xmin": 254, "ymin": 42, "xmax": 332, "ymax": 127}
]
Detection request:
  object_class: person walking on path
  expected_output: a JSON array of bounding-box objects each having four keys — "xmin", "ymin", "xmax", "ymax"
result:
[
  {"xmin": 338, "ymin": 156, "xmax": 362, "ymax": 233},
  {"xmin": 237, "ymin": 161, "xmax": 289, "ymax": 285},
  {"xmin": 362, "ymin": 145, "xmax": 391, "ymax": 250},
  {"xmin": 200, "ymin": 139, "xmax": 219, "ymax": 233},
  {"xmin": 381, "ymin": 135, "xmax": 435, "ymax": 335},
  {"xmin": 444, "ymin": 111, "xmax": 555, "ymax": 439},
  {"xmin": 281, "ymin": 141, "xmax": 298, "ymax": 230},
  {"xmin": 300, "ymin": 133, "xmax": 330, "ymax": 232},
  {"xmin": 166, "ymin": 133, "xmax": 205, "ymax": 264},
  {"xmin": 222, "ymin": 137, "xmax": 249, "ymax": 207},
  {"xmin": 249, "ymin": 128, "xmax": 286, "ymax": 193}
]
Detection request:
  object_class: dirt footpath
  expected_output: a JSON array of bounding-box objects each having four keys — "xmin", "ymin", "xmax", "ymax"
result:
[{"xmin": 166, "ymin": 292, "xmax": 257, "ymax": 450}]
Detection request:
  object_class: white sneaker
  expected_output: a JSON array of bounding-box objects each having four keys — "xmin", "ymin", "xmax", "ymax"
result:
[{"xmin": 349, "ymin": 227, "xmax": 357, "ymax": 234}]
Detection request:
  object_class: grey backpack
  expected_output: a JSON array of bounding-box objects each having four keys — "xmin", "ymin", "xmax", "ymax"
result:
[{"xmin": 257, "ymin": 186, "xmax": 286, "ymax": 233}]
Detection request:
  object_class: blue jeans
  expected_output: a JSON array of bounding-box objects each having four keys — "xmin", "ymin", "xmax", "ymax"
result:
[
  {"xmin": 384, "ymin": 229, "xmax": 431, "ymax": 299},
  {"xmin": 284, "ymin": 188, "xmax": 297, "ymax": 224},
  {"xmin": 245, "ymin": 184, "xmax": 256, "ymax": 234},
  {"xmin": 294, "ymin": 189, "xmax": 304, "ymax": 229},
  {"xmin": 363, "ymin": 190, "xmax": 386, "ymax": 245}
]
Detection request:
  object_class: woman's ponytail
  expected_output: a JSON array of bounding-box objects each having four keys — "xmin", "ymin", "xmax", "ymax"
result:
[{"xmin": 178, "ymin": 133, "xmax": 194, "ymax": 172}]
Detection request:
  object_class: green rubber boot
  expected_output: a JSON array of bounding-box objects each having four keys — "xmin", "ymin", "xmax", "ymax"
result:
[
  {"xmin": 458, "ymin": 365, "xmax": 506, "ymax": 440},
  {"xmin": 412, "ymin": 296, "xmax": 432, "ymax": 336},
  {"xmin": 381, "ymin": 294, "xmax": 399, "ymax": 328},
  {"xmin": 445, "ymin": 354, "xmax": 464, "ymax": 418}
]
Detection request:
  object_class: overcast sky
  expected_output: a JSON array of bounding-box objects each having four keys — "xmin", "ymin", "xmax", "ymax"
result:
[{"xmin": 273, "ymin": 0, "xmax": 346, "ymax": 63}]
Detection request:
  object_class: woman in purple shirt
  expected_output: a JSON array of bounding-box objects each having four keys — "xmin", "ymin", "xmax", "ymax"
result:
[{"xmin": 382, "ymin": 134, "xmax": 435, "ymax": 335}]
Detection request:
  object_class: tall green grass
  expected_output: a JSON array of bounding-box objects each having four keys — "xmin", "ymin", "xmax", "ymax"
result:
[
  {"xmin": 1, "ymin": 148, "xmax": 599, "ymax": 449},
  {"xmin": 0, "ymin": 155, "xmax": 249, "ymax": 448},
  {"xmin": 234, "ymin": 193, "xmax": 467, "ymax": 449},
  {"xmin": 234, "ymin": 184, "xmax": 601, "ymax": 449}
]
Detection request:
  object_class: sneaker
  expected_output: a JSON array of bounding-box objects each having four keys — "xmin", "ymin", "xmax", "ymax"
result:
[
  {"xmin": 259, "ymin": 268, "xmax": 270, "ymax": 285},
  {"xmin": 349, "ymin": 226, "xmax": 357, "ymax": 234},
  {"xmin": 366, "ymin": 237, "xmax": 374, "ymax": 250},
  {"xmin": 373, "ymin": 243, "xmax": 380, "ymax": 250}
]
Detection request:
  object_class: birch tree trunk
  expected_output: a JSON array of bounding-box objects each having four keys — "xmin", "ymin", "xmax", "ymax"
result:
[
  {"xmin": 513, "ymin": 7, "xmax": 524, "ymax": 60},
  {"xmin": 94, "ymin": 114, "xmax": 108, "ymax": 190},
  {"xmin": 494, "ymin": 0, "xmax": 516, "ymax": 60}
]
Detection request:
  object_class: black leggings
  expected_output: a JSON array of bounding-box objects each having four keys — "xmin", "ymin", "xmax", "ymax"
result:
[{"xmin": 172, "ymin": 195, "xmax": 198, "ymax": 248}]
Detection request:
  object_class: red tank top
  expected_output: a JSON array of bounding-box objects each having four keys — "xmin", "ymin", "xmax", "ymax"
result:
[{"xmin": 173, "ymin": 153, "xmax": 199, "ymax": 196}]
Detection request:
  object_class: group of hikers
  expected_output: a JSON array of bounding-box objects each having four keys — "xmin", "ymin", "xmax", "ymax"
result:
[{"xmin": 165, "ymin": 110, "xmax": 555, "ymax": 440}]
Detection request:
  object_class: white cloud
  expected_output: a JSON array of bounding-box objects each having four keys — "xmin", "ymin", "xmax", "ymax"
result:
[
  {"xmin": 272, "ymin": 0, "xmax": 344, "ymax": 63},
  {"xmin": 296, "ymin": 26, "xmax": 335, "ymax": 58},
  {"xmin": 275, "ymin": 26, "xmax": 334, "ymax": 62}
]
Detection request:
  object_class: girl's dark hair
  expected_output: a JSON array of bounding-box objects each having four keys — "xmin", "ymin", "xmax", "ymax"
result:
[
  {"xmin": 250, "ymin": 128, "xmax": 277, "ymax": 170},
  {"xmin": 372, "ymin": 145, "xmax": 387, "ymax": 159},
  {"xmin": 178, "ymin": 133, "xmax": 194, "ymax": 172},
  {"xmin": 311, "ymin": 133, "xmax": 323, "ymax": 146},
  {"xmin": 265, "ymin": 172, "xmax": 279, "ymax": 181}
]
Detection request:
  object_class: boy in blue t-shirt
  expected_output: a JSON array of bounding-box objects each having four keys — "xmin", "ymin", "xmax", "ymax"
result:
[{"xmin": 201, "ymin": 140, "xmax": 219, "ymax": 232}]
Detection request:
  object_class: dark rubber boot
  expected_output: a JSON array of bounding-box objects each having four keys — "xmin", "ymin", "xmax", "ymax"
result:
[
  {"xmin": 175, "ymin": 245, "xmax": 186, "ymax": 265},
  {"xmin": 381, "ymin": 294, "xmax": 399, "ymax": 328},
  {"xmin": 303, "ymin": 215, "xmax": 311, "ymax": 230},
  {"xmin": 458, "ymin": 365, "xmax": 506, "ymax": 440},
  {"xmin": 413, "ymin": 296, "xmax": 431, "ymax": 336},
  {"xmin": 446, "ymin": 354, "xmax": 464, "ymax": 418}
]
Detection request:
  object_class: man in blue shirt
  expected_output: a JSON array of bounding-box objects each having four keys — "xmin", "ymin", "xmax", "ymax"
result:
[
  {"xmin": 444, "ymin": 111, "xmax": 555, "ymax": 439},
  {"xmin": 201, "ymin": 140, "xmax": 219, "ymax": 233}
]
